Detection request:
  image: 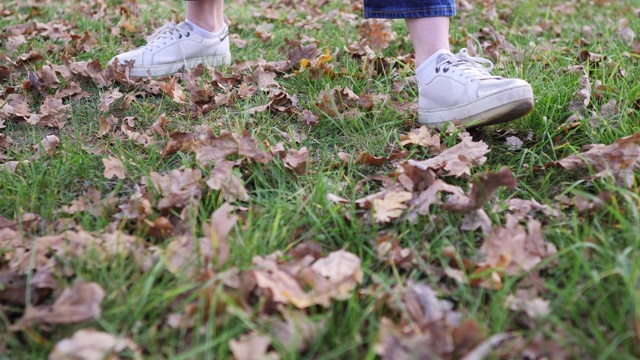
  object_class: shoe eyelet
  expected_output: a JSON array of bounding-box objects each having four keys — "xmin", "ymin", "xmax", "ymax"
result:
[
  {"xmin": 435, "ymin": 67, "xmax": 440, "ymax": 73},
  {"xmin": 179, "ymin": 34, "xmax": 182, "ymax": 39},
  {"xmin": 186, "ymin": 32, "xmax": 191, "ymax": 37},
  {"xmin": 443, "ymin": 67, "xmax": 449, "ymax": 73}
]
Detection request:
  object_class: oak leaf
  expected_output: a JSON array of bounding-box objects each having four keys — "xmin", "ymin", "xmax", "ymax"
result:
[
  {"xmin": 553, "ymin": 132, "xmax": 640, "ymax": 188},
  {"xmin": 206, "ymin": 159, "xmax": 250, "ymax": 202},
  {"xmin": 400, "ymin": 126, "xmax": 441, "ymax": 148},
  {"xmin": 98, "ymin": 87, "xmax": 123, "ymax": 112},
  {"xmin": 373, "ymin": 191, "xmax": 413, "ymax": 223},
  {"xmin": 229, "ymin": 331, "xmax": 279, "ymax": 360},
  {"xmin": 283, "ymin": 147, "xmax": 309, "ymax": 175},
  {"xmin": 409, "ymin": 134, "xmax": 489, "ymax": 177},
  {"xmin": 13, "ymin": 279, "xmax": 105, "ymax": 328},
  {"xmin": 478, "ymin": 215, "xmax": 557, "ymax": 276},
  {"xmin": 238, "ymin": 130, "xmax": 272, "ymax": 164},
  {"xmin": 102, "ymin": 156, "xmax": 126, "ymax": 179},
  {"xmin": 49, "ymin": 329, "xmax": 140, "ymax": 360}
]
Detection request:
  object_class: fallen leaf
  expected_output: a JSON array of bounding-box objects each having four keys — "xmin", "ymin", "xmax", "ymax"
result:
[
  {"xmin": 400, "ymin": 126, "xmax": 441, "ymax": 148},
  {"xmin": 34, "ymin": 135, "xmax": 60, "ymax": 158},
  {"xmin": 479, "ymin": 215, "xmax": 557, "ymax": 276},
  {"xmin": 102, "ymin": 156, "xmax": 126, "ymax": 179},
  {"xmin": 409, "ymin": 134, "xmax": 490, "ymax": 177},
  {"xmin": 13, "ymin": 279, "xmax": 105, "ymax": 328},
  {"xmin": 98, "ymin": 87, "xmax": 123, "ymax": 112},
  {"xmin": 49, "ymin": 329, "xmax": 140, "ymax": 360},
  {"xmin": 568, "ymin": 68, "xmax": 591, "ymax": 111},
  {"xmin": 358, "ymin": 19, "xmax": 396, "ymax": 51},
  {"xmin": 373, "ymin": 191, "xmax": 413, "ymax": 223},
  {"xmin": 206, "ymin": 159, "xmax": 250, "ymax": 202},
  {"xmin": 283, "ymin": 147, "xmax": 309, "ymax": 175},
  {"xmin": 229, "ymin": 331, "xmax": 279, "ymax": 360},
  {"xmin": 267, "ymin": 309, "xmax": 326, "ymax": 352},
  {"xmin": 552, "ymin": 132, "xmax": 640, "ymax": 188}
]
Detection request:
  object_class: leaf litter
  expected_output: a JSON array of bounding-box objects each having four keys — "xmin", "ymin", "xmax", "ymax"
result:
[{"xmin": 1, "ymin": 0, "xmax": 639, "ymax": 358}]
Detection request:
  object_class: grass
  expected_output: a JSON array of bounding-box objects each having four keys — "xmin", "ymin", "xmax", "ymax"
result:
[{"xmin": 2, "ymin": 0, "xmax": 640, "ymax": 358}]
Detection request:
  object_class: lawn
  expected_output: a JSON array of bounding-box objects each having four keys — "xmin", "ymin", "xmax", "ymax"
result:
[{"xmin": 1, "ymin": 0, "xmax": 640, "ymax": 358}]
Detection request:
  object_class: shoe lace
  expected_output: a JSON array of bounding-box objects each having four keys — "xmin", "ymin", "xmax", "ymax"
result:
[
  {"xmin": 435, "ymin": 48, "xmax": 499, "ymax": 80},
  {"xmin": 143, "ymin": 22, "xmax": 191, "ymax": 49}
]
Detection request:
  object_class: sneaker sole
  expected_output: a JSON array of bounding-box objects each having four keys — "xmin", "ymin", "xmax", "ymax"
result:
[
  {"xmin": 128, "ymin": 54, "xmax": 232, "ymax": 78},
  {"xmin": 418, "ymin": 84, "xmax": 534, "ymax": 129}
]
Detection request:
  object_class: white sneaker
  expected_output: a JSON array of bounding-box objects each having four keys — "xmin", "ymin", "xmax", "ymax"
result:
[
  {"xmin": 418, "ymin": 49, "xmax": 534, "ymax": 129},
  {"xmin": 110, "ymin": 21, "xmax": 231, "ymax": 78}
]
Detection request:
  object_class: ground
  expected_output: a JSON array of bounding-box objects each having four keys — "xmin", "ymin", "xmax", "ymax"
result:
[{"xmin": 1, "ymin": 0, "xmax": 640, "ymax": 359}]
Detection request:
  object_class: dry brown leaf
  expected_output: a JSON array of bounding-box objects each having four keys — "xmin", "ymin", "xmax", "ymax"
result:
[
  {"xmin": 102, "ymin": 156, "xmax": 126, "ymax": 179},
  {"xmin": 400, "ymin": 126, "xmax": 441, "ymax": 148},
  {"xmin": 13, "ymin": 279, "xmax": 105, "ymax": 328},
  {"xmin": 162, "ymin": 131, "xmax": 198, "ymax": 158},
  {"xmin": 267, "ymin": 309, "xmax": 326, "ymax": 352},
  {"xmin": 358, "ymin": 19, "xmax": 396, "ymax": 51},
  {"xmin": 158, "ymin": 77, "xmax": 186, "ymax": 104},
  {"xmin": 409, "ymin": 134, "xmax": 489, "ymax": 177},
  {"xmin": 443, "ymin": 167, "xmax": 518, "ymax": 213},
  {"xmin": 376, "ymin": 284, "xmax": 464, "ymax": 359},
  {"xmin": 311, "ymin": 250, "xmax": 363, "ymax": 288},
  {"xmin": 286, "ymin": 42, "xmax": 321, "ymax": 70},
  {"xmin": 479, "ymin": 215, "xmax": 557, "ymax": 276},
  {"xmin": 505, "ymin": 136, "xmax": 523, "ymax": 150},
  {"xmin": 375, "ymin": 233, "xmax": 414, "ymax": 269},
  {"xmin": 253, "ymin": 249, "xmax": 363, "ymax": 308},
  {"xmin": 415, "ymin": 179, "xmax": 466, "ymax": 215},
  {"xmin": 373, "ymin": 191, "xmax": 413, "ymax": 223},
  {"xmin": 33, "ymin": 135, "xmax": 60, "ymax": 159},
  {"xmin": 0, "ymin": 160, "xmax": 30, "ymax": 173},
  {"xmin": 552, "ymin": 132, "xmax": 640, "ymax": 188},
  {"xmin": 253, "ymin": 259, "xmax": 312, "ymax": 308},
  {"xmin": 506, "ymin": 293, "xmax": 550, "ymax": 320},
  {"xmin": 556, "ymin": 191, "xmax": 612, "ymax": 214},
  {"xmin": 194, "ymin": 129, "xmax": 239, "ymax": 165},
  {"xmin": 145, "ymin": 168, "xmax": 203, "ymax": 210},
  {"xmin": 206, "ymin": 159, "xmax": 250, "ymax": 202},
  {"xmin": 238, "ymin": 130, "xmax": 272, "ymax": 164},
  {"xmin": 460, "ymin": 209, "xmax": 492, "ymax": 235},
  {"xmin": 202, "ymin": 202, "xmax": 237, "ymax": 267},
  {"xmin": 164, "ymin": 204, "xmax": 236, "ymax": 275},
  {"xmin": 229, "ymin": 331, "xmax": 279, "ymax": 360},
  {"xmin": 283, "ymin": 147, "xmax": 309, "ymax": 175},
  {"xmin": 98, "ymin": 114, "xmax": 118, "ymax": 136},
  {"xmin": 150, "ymin": 113, "xmax": 170, "ymax": 136},
  {"xmin": 568, "ymin": 68, "xmax": 591, "ymax": 112},
  {"xmin": 339, "ymin": 150, "xmax": 409, "ymax": 167},
  {"xmin": 98, "ymin": 87, "xmax": 123, "ymax": 112},
  {"xmin": 122, "ymin": 122, "xmax": 154, "ymax": 147},
  {"xmin": 495, "ymin": 198, "xmax": 560, "ymax": 218},
  {"xmin": 49, "ymin": 329, "xmax": 140, "ymax": 360}
]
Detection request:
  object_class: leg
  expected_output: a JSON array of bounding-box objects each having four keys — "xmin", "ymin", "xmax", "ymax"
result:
[
  {"xmin": 363, "ymin": 0, "xmax": 534, "ymax": 129},
  {"xmin": 186, "ymin": 0, "xmax": 225, "ymax": 33},
  {"xmin": 405, "ymin": 17, "xmax": 450, "ymax": 67},
  {"xmin": 110, "ymin": 0, "xmax": 231, "ymax": 78}
]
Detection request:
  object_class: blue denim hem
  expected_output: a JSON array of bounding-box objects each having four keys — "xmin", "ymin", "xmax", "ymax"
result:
[{"xmin": 364, "ymin": 7, "xmax": 456, "ymax": 19}]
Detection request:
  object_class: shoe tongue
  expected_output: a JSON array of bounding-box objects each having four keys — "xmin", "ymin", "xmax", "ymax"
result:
[
  {"xmin": 177, "ymin": 21, "xmax": 193, "ymax": 31},
  {"xmin": 436, "ymin": 53, "xmax": 453, "ymax": 64}
]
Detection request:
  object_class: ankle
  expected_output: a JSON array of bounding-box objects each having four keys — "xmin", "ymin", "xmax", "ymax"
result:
[
  {"xmin": 185, "ymin": 19, "xmax": 226, "ymax": 39},
  {"xmin": 186, "ymin": 17, "xmax": 224, "ymax": 32}
]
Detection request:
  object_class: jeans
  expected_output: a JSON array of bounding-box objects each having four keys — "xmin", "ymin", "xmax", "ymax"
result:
[{"xmin": 363, "ymin": 0, "xmax": 456, "ymax": 19}]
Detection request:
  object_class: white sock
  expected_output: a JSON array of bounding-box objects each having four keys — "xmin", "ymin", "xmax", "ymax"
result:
[
  {"xmin": 416, "ymin": 49, "xmax": 453, "ymax": 82},
  {"xmin": 185, "ymin": 19, "xmax": 226, "ymax": 39}
]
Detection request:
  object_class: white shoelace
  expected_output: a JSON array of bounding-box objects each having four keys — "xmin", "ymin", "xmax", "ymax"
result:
[
  {"xmin": 435, "ymin": 48, "xmax": 499, "ymax": 81},
  {"xmin": 143, "ymin": 22, "xmax": 192, "ymax": 49}
]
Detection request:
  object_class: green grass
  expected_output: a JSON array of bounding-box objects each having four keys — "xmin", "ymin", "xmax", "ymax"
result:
[{"xmin": 2, "ymin": 0, "xmax": 640, "ymax": 358}]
